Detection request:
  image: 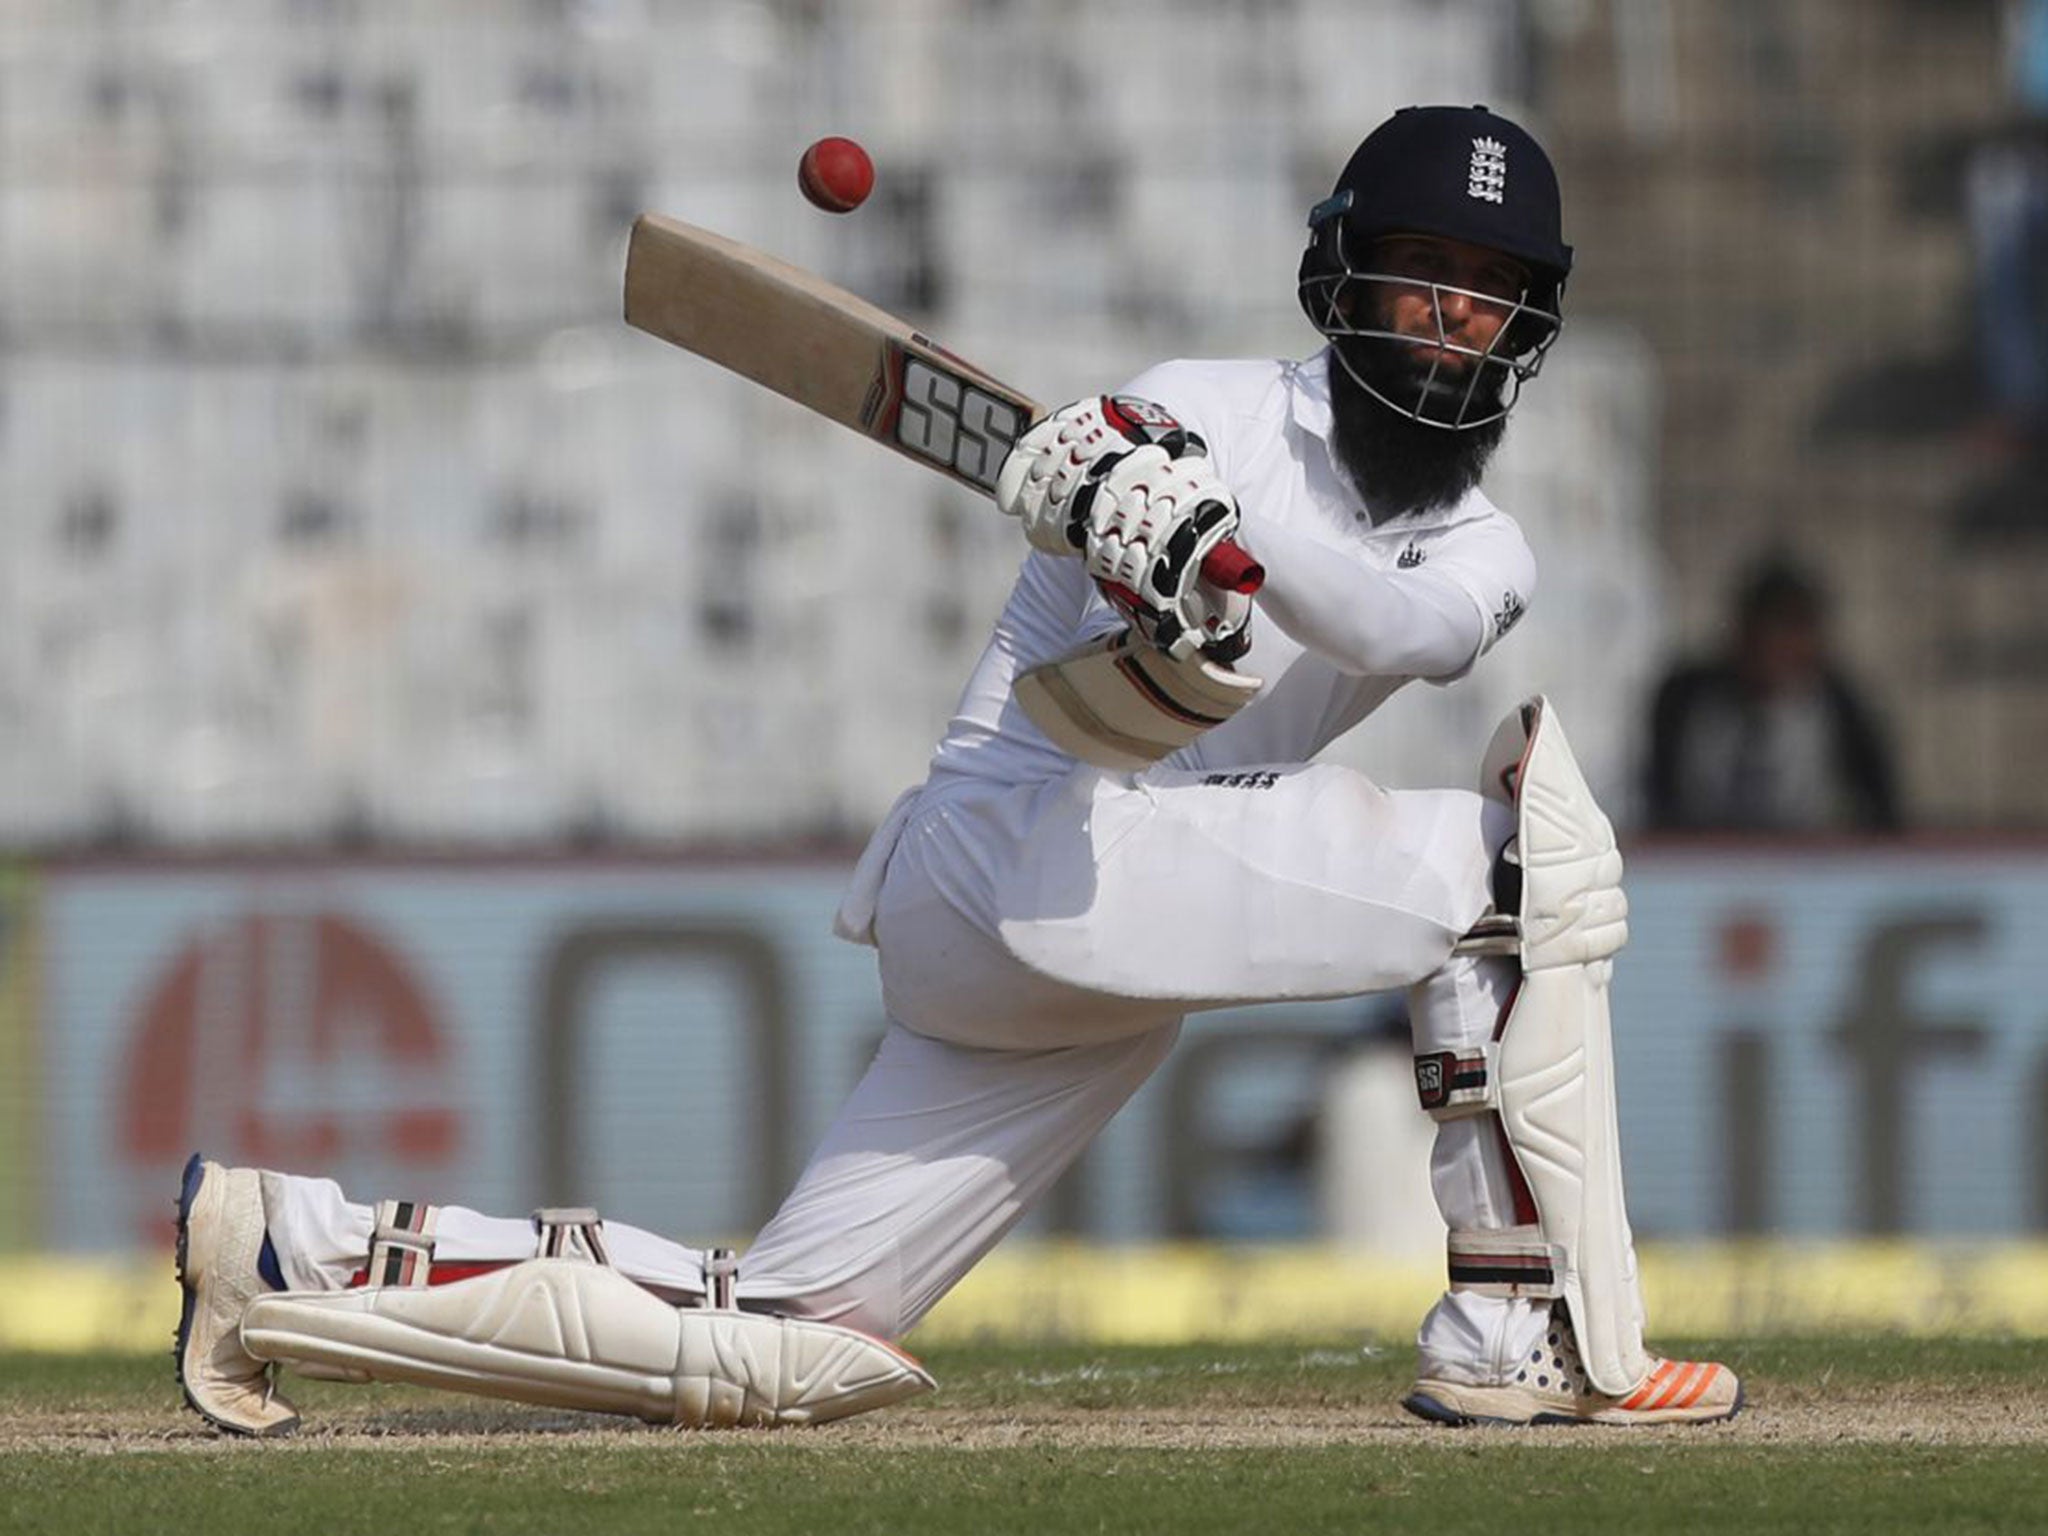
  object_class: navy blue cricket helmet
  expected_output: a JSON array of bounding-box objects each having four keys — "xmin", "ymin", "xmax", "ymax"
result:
[{"xmin": 1299, "ymin": 105, "xmax": 1573, "ymax": 429}]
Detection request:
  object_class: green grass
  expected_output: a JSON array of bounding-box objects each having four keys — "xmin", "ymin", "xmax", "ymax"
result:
[
  {"xmin": 7, "ymin": 1442, "xmax": 2046, "ymax": 1536},
  {"xmin": 911, "ymin": 1333, "xmax": 2048, "ymax": 1401},
  {"xmin": 3, "ymin": 1340, "xmax": 2045, "ymax": 1536}
]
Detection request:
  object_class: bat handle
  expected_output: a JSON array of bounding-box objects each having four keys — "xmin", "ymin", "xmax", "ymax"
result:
[{"xmin": 1201, "ymin": 540, "xmax": 1264, "ymax": 594}]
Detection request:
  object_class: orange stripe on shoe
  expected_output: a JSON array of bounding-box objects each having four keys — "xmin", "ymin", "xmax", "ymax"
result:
[
  {"xmin": 1621, "ymin": 1361, "xmax": 1675, "ymax": 1410},
  {"xmin": 1619, "ymin": 1371, "xmax": 1660, "ymax": 1410},
  {"xmin": 1672, "ymin": 1364, "xmax": 1721, "ymax": 1410},
  {"xmin": 1647, "ymin": 1362, "xmax": 1702, "ymax": 1410}
]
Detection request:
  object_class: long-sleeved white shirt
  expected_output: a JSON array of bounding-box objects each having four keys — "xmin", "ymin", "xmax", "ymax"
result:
[{"xmin": 924, "ymin": 349, "xmax": 1536, "ymax": 787}]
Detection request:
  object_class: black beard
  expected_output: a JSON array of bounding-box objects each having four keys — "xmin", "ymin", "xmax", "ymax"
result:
[{"xmin": 1327, "ymin": 343, "xmax": 1507, "ymax": 521}]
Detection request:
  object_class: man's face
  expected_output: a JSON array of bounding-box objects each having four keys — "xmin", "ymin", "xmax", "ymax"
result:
[
  {"xmin": 1362, "ymin": 234, "xmax": 1530, "ymax": 374},
  {"xmin": 1323, "ymin": 234, "xmax": 1522, "ymax": 515}
]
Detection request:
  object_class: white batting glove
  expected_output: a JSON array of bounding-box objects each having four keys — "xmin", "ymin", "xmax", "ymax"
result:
[
  {"xmin": 995, "ymin": 395, "xmax": 1211, "ymax": 558},
  {"xmin": 1084, "ymin": 448, "xmax": 1251, "ymax": 661}
]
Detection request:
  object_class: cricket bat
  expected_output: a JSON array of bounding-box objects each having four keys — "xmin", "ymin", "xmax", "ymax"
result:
[{"xmin": 622, "ymin": 212, "xmax": 1264, "ymax": 767}]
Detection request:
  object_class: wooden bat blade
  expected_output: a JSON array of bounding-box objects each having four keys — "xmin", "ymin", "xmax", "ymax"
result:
[
  {"xmin": 625, "ymin": 214, "xmax": 921, "ymax": 430},
  {"xmin": 624, "ymin": 213, "xmax": 1038, "ymax": 495}
]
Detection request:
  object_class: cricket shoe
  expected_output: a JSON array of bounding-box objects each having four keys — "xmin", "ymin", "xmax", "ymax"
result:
[
  {"xmin": 174, "ymin": 1154, "xmax": 300, "ymax": 1436},
  {"xmin": 1402, "ymin": 1305, "xmax": 1742, "ymax": 1427}
]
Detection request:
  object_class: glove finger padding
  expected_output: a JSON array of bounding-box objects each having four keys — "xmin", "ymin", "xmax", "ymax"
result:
[
  {"xmin": 1086, "ymin": 450, "xmax": 1250, "ymax": 660},
  {"xmin": 994, "ymin": 395, "xmax": 1212, "ymax": 559},
  {"xmin": 996, "ymin": 402, "xmax": 1115, "ymax": 555}
]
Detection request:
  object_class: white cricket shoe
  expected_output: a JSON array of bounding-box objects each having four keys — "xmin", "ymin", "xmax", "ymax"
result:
[
  {"xmin": 175, "ymin": 1154, "xmax": 300, "ymax": 1436},
  {"xmin": 1403, "ymin": 1304, "xmax": 1743, "ymax": 1427}
]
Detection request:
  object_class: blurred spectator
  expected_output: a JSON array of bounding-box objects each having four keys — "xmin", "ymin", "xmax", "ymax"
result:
[
  {"xmin": 1645, "ymin": 556, "xmax": 1901, "ymax": 833},
  {"xmin": 1966, "ymin": 0, "xmax": 2048, "ymax": 456}
]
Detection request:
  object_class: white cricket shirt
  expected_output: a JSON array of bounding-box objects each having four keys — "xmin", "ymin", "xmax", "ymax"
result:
[{"xmin": 924, "ymin": 349, "xmax": 1536, "ymax": 789}]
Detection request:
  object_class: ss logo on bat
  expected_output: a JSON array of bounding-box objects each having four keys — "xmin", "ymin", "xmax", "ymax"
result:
[{"xmin": 897, "ymin": 357, "xmax": 1027, "ymax": 490}]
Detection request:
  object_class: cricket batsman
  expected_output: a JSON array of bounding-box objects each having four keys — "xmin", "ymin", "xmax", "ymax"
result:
[{"xmin": 176, "ymin": 104, "xmax": 1741, "ymax": 1434}]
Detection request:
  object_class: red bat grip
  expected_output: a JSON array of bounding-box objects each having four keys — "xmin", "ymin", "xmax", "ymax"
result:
[{"xmin": 1200, "ymin": 540, "xmax": 1264, "ymax": 594}]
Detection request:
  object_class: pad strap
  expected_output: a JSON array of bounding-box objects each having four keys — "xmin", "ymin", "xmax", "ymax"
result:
[
  {"xmin": 1446, "ymin": 1226, "xmax": 1565, "ymax": 1299},
  {"xmin": 533, "ymin": 1207, "xmax": 610, "ymax": 1266},
  {"xmin": 368, "ymin": 1200, "xmax": 439, "ymax": 1289},
  {"xmin": 702, "ymin": 1248, "xmax": 739, "ymax": 1310},
  {"xmin": 1414, "ymin": 1044, "xmax": 1495, "ymax": 1119},
  {"xmin": 1450, "ymin": 910, "xmax": 1519, "ymax": 958}
]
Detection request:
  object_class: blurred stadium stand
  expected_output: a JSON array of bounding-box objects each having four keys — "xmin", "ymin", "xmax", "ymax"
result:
[
  {"xmin": 0, "ymin": 0, "xmax": 1675, "ymax": 846},
  {"xmin": 1541, "ymin": 0, "xmax": 2043, "ymax": 826}
]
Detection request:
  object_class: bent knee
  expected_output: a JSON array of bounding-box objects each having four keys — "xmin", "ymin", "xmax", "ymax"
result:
[{"xmin": 1384, "ymin": 787, "xmax": 1513, "ymax": 931}]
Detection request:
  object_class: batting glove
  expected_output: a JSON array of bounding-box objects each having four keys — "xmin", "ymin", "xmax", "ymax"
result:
[
  {"xmin": 1084, "ymin": 448, "xmax": 1250, "ymax": 661},
  {"xmin": 995, "ymin": 395, "xmax": 1209, "ymax": 557}
]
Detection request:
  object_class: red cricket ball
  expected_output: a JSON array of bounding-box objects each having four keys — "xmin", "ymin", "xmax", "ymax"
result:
[{"xmin": 798, "ymin": 136, "xmax": 875, "ymax": 214}]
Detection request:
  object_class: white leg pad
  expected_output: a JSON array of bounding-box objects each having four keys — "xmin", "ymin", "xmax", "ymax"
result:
[
  {"xmin": 240, "ymin": 1258, "xmax": 935, "ymax": 1427},
  {"xmin": 1479, "ymin": 697, "xmax": 1651, "ymax": 1397}
]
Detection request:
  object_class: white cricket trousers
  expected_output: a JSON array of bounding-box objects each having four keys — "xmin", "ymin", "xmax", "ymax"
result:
[{"xmin": 263, "ymin": 763, "xmax": 1552, "ymax": 1383}]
